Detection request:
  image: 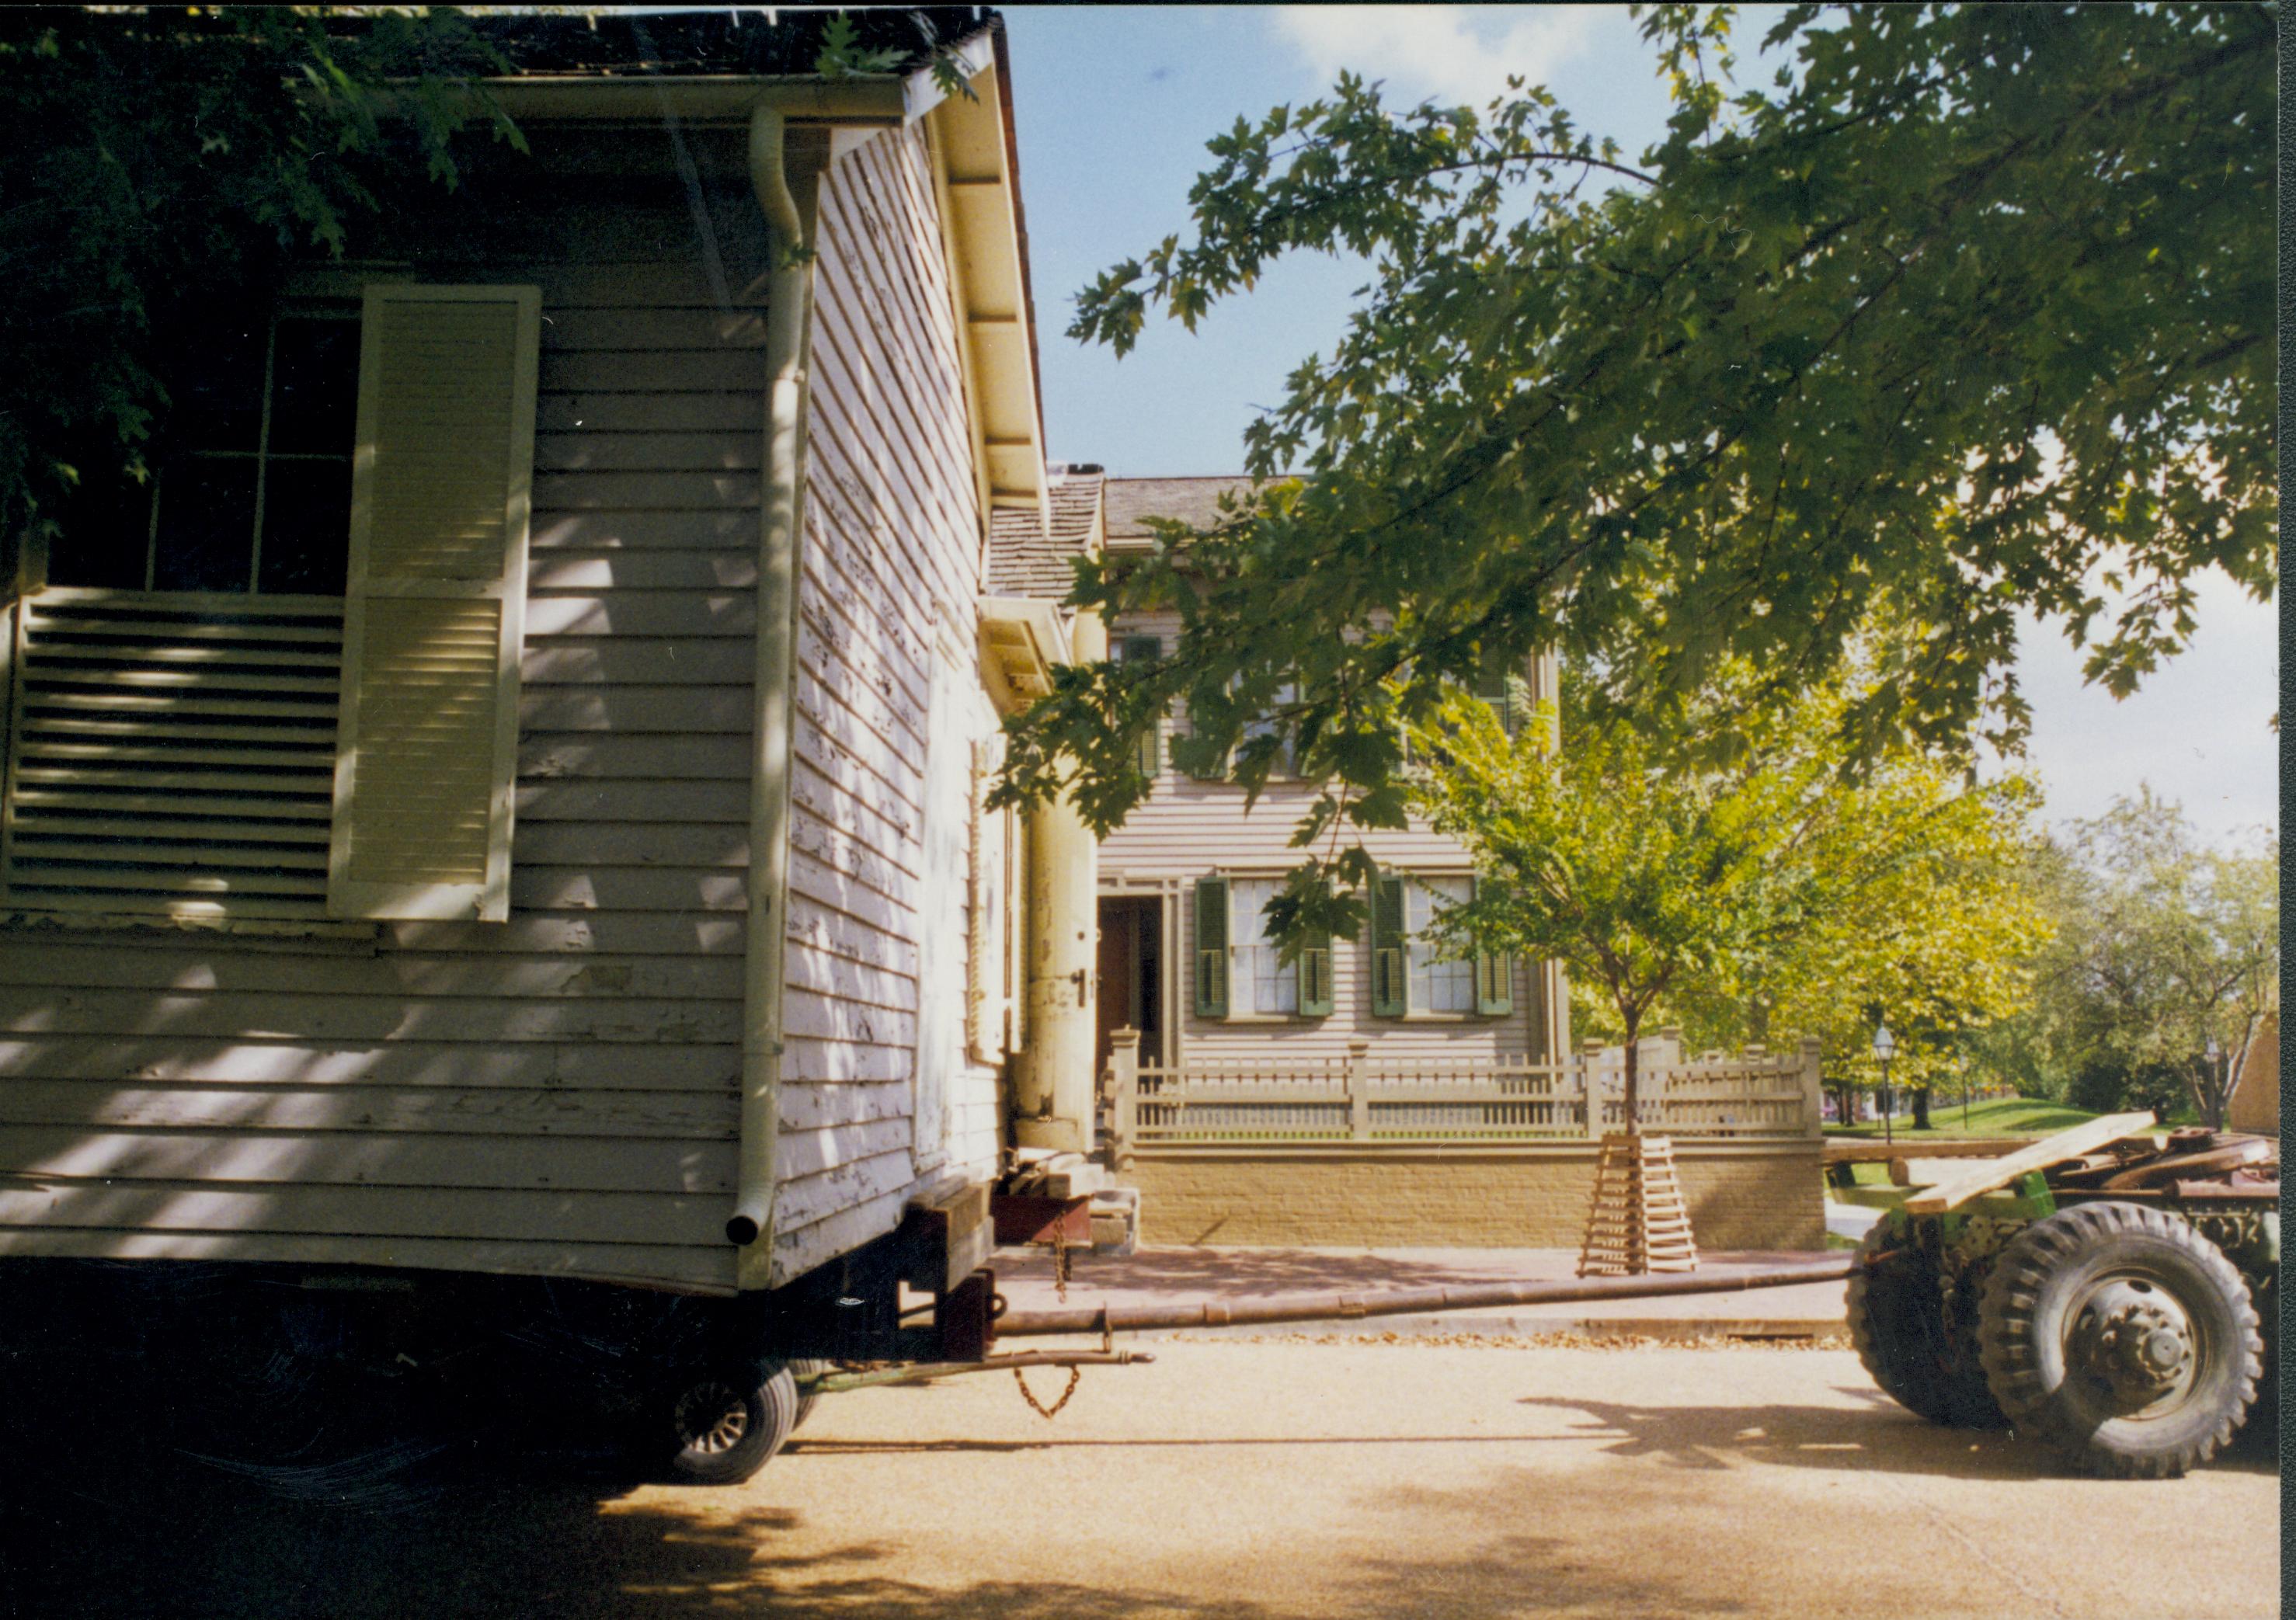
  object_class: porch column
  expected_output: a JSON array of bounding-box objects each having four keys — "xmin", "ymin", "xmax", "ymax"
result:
[{"xmin": 1014, "ymin": 608, "xmax": 1105, "ymax": 1152}]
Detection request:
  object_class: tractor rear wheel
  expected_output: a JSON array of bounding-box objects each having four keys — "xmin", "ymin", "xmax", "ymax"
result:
[
  {"xmin": 1977, "ymin": 1201, "xmax": 2261, "ymax": 1478},
  {"xmin": 1846, "ymin": 1220, "xmax": 2002, "ymax": 1427}
]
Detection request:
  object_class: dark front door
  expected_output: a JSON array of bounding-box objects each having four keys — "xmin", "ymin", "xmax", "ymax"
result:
[{"xmin": 1095, "ymin": 896, "xmax": 1163, "ymax": 1076}]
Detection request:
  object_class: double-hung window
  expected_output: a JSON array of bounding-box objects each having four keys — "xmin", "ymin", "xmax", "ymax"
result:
[
  {"xmin": 1369, "ymin": 870, "xmax": 1512, "ymax": 1018},
  {"xmin": 1190, "ymin": 872, "xmax": 1333, "ymax": 1020},
  {"xmin": 3, "ymin": 284, "xmax": 541, "ymax": 925},
  {"xmin": 1404, "ymin": 876, "xmax": 1477, "ymax": 1013}
]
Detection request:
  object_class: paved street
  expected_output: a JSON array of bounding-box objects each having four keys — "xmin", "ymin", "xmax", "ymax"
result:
[{"xmin": 5, "ymin": 1337, "xmax": 2276, "ymax": 1619}]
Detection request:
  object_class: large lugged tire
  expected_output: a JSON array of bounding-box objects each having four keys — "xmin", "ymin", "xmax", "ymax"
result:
[
  {"xmin": 661, "ymin": 1363, "xmax": 799, "ymax": 1486},
  {"xmin": 1978, "ymin": 1201, "xmax": 2261, "ymax": 1479},
  {"xmin": 1846, "ymin": 1219, "xmax": 2002, "ymax": 1427}
]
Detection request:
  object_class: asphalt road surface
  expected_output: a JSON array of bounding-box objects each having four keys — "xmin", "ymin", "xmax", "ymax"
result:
[{"xmin": 3, "ymin": 1338, "xmax": 2277, "ymax": 1618}]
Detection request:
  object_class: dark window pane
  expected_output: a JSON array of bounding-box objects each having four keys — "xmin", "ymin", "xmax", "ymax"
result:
[
  {"xmin": 172, "ymin": 321, "xmax": 266, "ymax": 453},
  {"xmin": 45, "ymin": 458, "xmax": 152, "ymax": 589},
  {"xmin": 257, "ymin": 459, "xmax": 353, "ymax": 595},
  {"xmin": 151, "ymin": 457, "xmax": 258, "ymax": 592},
  {"xmin": 267, "ymin": 318, "xmax": 361, "ymax": 455}
]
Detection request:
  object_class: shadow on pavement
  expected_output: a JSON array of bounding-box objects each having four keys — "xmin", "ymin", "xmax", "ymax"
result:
[{"xmin": 1514, "ymin": 1386, "xmax": 2281, "ymax": 1479}]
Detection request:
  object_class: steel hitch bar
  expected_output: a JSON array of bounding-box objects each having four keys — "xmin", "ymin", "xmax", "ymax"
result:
[{"xmin": 988, "ymin": 1253, "xmax": 1859, "ymax": 1338}]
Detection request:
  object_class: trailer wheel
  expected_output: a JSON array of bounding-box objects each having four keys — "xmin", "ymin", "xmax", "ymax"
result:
[
  {"xmin": 1978, "ymin": 1201, "xmax": 2261, "ymax": 1478},
  {"xmin": 1846, "ymin": 1221, "xmax": 2002, "ymax": 1427},
  {"xmin": 788, "ymin": 1360, "xmax": 832, "ymax": 1429},
  {"xmin": 662, "ymin": 1364, "xmax": 798, "ymax": 1486}
]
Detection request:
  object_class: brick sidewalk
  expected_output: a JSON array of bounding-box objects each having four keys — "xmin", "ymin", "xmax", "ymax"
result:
[{"xmin": 991, "ymin": 1243, "xmax": 1849, "ymax": 1340}]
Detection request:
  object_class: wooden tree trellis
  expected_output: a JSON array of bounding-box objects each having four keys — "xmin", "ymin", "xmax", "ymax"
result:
[{"xmin": 1576, "ymin": 1132, "xmax": 1699, "ymax": 1276}]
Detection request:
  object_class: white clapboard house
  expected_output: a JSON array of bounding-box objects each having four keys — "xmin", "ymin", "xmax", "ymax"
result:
[{"xmin": 0, "ymin": 7, "xmax": 1098, "ymax": 1403}]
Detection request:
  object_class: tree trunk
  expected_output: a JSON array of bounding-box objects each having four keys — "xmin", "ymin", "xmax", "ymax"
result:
[
  {"xmin": 1620, "ymin": 1012, "xmax": 1641, "ymax": 1135},
  {"xmin": 1911, "ymin": 1084, "xmax": 1932, "ymax": 1131}
]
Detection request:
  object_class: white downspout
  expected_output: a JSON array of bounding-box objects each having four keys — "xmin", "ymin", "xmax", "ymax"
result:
[{"xmin": 726, "ymin": 101, "xmax": 818, "ymax": 1281}]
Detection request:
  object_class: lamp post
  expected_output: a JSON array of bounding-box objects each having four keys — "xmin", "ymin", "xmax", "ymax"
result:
[
  {"xmin": 1873, "ymin": 1023, "xmax": 1896, "ymax": 1145},
  {"xmin": 2203, "ymin": 1034, "xmax": 2221, "ymax": 1128}
]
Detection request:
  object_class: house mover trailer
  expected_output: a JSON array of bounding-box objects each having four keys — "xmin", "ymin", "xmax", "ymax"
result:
[{"xmin": 0, "ymin": 11, "xmax": 1110, "ymax": 1482}]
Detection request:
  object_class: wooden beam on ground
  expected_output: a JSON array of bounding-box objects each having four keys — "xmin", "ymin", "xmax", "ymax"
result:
[{"xmin": 1900, "ymin": 1112, "xmax": 2159, "ymax": 1214}]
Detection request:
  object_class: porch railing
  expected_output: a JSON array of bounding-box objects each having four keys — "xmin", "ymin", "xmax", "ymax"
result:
[{"xmin": 1101, "ymin": 1030, "xmax": 1823, "ymax": 1164}]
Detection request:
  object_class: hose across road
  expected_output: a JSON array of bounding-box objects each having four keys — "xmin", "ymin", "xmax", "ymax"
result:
[{"xmin": 991, "ymin": 1253, "xmax": 1858, "ymax": 1339}]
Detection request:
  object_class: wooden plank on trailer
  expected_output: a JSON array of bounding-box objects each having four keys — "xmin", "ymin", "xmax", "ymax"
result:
[{"xmin": 1900, "ymin": 1112, "xmax": 2159, "ymax": 1213}]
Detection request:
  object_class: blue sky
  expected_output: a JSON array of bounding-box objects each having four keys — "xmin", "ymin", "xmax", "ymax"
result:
[{"xmin": 997, "ymin": 5, "xmax": 2279, "ymax": 850}]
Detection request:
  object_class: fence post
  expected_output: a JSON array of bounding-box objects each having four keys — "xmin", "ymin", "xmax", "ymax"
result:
[
  {"xmin": 1581, "ymin": 1038, "xmax": 1606, "ymax": 1139},
  {"xmin": 1798, "ymin": 1035, "xmax": 1825, "ymax": 1139},
  {"xmin": 1108, "ymin": 1027, "xmax": 1139, "ymax": 1167},
  {"xmin": 1347, "ymin": 1039, "xmax": 1371, "ymax": 1141}
]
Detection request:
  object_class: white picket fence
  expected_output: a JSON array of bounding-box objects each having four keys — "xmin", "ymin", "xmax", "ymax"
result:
[{"xmin": 1101, "ymin": 1031, "xmax": 1823, "ymax": 1163}]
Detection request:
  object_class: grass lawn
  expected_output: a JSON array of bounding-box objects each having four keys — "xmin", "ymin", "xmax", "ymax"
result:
[{"xmin": 1823, "ymin": 1095, "xmax": 2103, "ymax": 1141}]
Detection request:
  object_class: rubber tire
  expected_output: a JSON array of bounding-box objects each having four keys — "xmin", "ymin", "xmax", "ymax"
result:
[
  {"xmin": 788, "ymin": 1359, "xmax": 833, "ymax": 1430},
  {"xmin": 663, "ymin": 1364, "xmax": 799, "ymax": 1486},
  {"xmin": 1977, "ymin": 1201, "xmax": 2261, "ymax": 1479},
  {"xmin": 1845, "ymin": 1220, "xmax": 2003, "ymax": 1427}
]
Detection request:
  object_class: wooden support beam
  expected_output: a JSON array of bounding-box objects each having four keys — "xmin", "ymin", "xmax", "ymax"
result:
[{"xmin": 1900, "ymin": 1111, "xmax": 2158, "ymax": 1213}]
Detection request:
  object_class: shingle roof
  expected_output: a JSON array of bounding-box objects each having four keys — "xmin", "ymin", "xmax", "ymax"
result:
[
  {"xmin": 1104, "ymin": 476, "xmax": 1265, "ymax": 544},
  {"xmin": 986, "ymin": 471, "xmax": 1103, "ymax": 600},
  {"xmin": 462, "ymin": 9, "xmax": 998, "ymax": 77}
]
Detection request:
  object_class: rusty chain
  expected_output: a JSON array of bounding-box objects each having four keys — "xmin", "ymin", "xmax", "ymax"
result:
[
  {"xmin": 1051, "ymin": 1218, "xmax": 1072, "ymax": 1303},
  {"xmin": 1013, "ymin": 1362, "xmax": 1082, "ymax": 1420}
]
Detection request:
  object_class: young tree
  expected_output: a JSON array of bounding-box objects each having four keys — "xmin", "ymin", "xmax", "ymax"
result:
[
  {"xmin": 1407, "ymin": 662, "xmax": 2046, "ymax": 1128},
  {"xmin": 2011, "ymin": 793, "xmax": 2277, "ymax": 1127},
  {"xmin": 997, "ymin": 5, "xmax": 2273, "ymax": 941}
]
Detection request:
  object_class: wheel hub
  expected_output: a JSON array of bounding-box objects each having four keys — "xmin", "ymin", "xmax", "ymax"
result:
[
  {"xmin": 673, "ymin": 1381, "xmax": 750, "ymax": 1455},
  {"xmin": 2072, "ymin": 1281, "xmax": 2194, "ymax": 1407}
]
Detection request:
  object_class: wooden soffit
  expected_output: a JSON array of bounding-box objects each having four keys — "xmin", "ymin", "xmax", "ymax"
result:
[
  {"xmin": 927, "ymin": 39, "xmax": 1049, "ymax": 531},
  {"xmin": 978, "ymin": 596, "xmax": 1070, "ymax": 713}
]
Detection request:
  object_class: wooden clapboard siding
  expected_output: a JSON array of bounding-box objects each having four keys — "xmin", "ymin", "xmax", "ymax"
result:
[
  {"xmin": 0, "ymin": 123, "xmax": 771, "ymax": 1294},
  {"xmin": 772, "ymin": 125, "xmax": 1000, "ymax": 1282},
  {"xmin": 1098, "ymin": 607, "xmax": 1550, "ymax": 1067}
]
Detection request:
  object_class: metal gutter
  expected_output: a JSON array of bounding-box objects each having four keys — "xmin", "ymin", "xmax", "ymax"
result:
[{"xmin": 725, "ymin": 99, "xmax": 824, "ymax": 1285}]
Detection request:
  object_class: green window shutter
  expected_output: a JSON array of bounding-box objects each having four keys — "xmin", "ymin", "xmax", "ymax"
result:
[
  {"xmin": 1121, "ymin": 634, "xmax": 1162, "ymax": 777},
  {"xmin": 1369, "ymin": 872, "xmax": 1407, "ymax": 1018},
  {"xmin": 1296, "ymin": 928, "xmax": 1335, "ymax": 1017},
  {"xmin": 1469, "ymin": 875, "xmax": 1512, "ymax": 1015},
  {"xmin": 1193, "ymin": 873, "xmax": 1230, "ymax": 1018},
  {"xmin": 329, "ymin": 284, "xmax": 541, "ymax": 923},
  {"xmin": 1476, "ymin": 658, "xmax": 1525, "ymax": 739},
  {"xmin": 1475, "ymin": 950, "xmax": 1514, "ymax": 1016}
]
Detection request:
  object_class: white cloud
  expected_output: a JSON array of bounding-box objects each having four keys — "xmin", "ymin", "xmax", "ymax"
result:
[{"xmin": 1270, "ymin": 5, "xmax": 1602, "ymax": 109}]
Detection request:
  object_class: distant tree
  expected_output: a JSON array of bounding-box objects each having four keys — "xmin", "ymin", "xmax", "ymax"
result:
[
  {"xmin": 997, "ymin": 4, "xmax": 2273, "ymax": 944},
  {"xmin": 1405, "ymin": 655, "xmax": 2046, "ymax": 1128},
  {"xmin": 2009, "ymin": 793, "xmax": 2277, "ymax": 1127},
  {"xmin": 0, "ymin": 8, "xmax": 521, "ymax": 555}
]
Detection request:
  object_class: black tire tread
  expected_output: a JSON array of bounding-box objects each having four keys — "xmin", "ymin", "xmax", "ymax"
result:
[
  {"xmin": 789, "ymin": 1358, "xmax": 832, "ymax": 1430},
  {"xmin": 1977, "ymin": 1201, "xmax": 2261, "ymax": 1479},
  {"xmin": 664, "ymin": 1364, "xmax": 798, "ymax": 1486},
  {"xmin": 1845, "ymin": 1221, "xmax": 2002, "ymax": 1428}
]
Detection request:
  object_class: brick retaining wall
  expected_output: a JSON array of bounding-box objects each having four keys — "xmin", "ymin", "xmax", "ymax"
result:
[{"xmin": 1122, "ymin": 1139, "xmax": 1825, "ymax": 1250}]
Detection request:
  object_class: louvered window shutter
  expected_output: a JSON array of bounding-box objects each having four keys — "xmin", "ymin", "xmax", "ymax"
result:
[
  {"xmin": 1369, "ymin": 872, "xmax": 1407, "ymax": 1017},
  {"xmin": 329, "ymin": 285, "xmax": 541, "ymax": 922},
  {"xmin": 1296, "ymin": 926, "xmax": 1334, "ymax": 1018},
  {"xmin": 1120, "ymin": 635, "xmax": 1162, "ymax": 777},
  {"xmin": 1476, "ymin": 659, "xmax": 1525, "ymax": 739},
  {"xmin": 1192, "ymin": 874, "xmax": 1230, "ymax": 1018},
  {"xmin": 1470, "ymin": 881, "xmax": 1514, "ymax": 1016}
]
